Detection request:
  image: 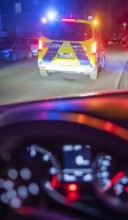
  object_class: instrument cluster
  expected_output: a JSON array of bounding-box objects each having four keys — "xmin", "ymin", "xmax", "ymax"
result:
[{"xmin": 0, "ymin": 142, "xmax": 128, "ymax": 215}]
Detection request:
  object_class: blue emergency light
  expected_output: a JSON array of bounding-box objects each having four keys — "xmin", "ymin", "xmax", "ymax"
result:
[{"xmin": 46, "ymin": 10, "xmax": 57, "ymax": 21}]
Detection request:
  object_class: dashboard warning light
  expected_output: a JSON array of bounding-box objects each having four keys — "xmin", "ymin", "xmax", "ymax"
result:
[
  {"xmin": 51, "ymin": 174, "xmax": 60, "ymax": 189},
  {"xmin": 67, "ymin": 191, "xmax": 78, "ymax": 201},
  {"xmin": 65, "ymin": 184, "xmax": 79, "ymax": 200},
  {"xmin": 125, "ymin": 186, "xmax": 128, "ymax": 193},
  {"xmin": 68, "ymin": 183, "xmax": 78, "ymax": 192}
]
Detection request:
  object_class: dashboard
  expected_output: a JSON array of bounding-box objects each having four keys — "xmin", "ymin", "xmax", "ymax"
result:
[{"xmin": 0, "ymin": 91, "xmax": 128, "ymax": 220}]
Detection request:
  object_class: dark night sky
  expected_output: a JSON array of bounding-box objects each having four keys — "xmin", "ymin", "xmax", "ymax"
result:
[
  {"xmin": 41, "ymin": 0, "xmax": 128, "ymax": 21},
  {"xmin": 39, "ymin": 0, "xmax": 128, "ymax": 36},
  {"xmin": 0, "ymin": 0, "xmax": 127, "ymax": 37}
]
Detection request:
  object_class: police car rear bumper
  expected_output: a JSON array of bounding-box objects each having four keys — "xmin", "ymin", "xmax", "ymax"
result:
[{"xmin": 38, "ymin": 64, "xmax": 95, "ymax": 74}]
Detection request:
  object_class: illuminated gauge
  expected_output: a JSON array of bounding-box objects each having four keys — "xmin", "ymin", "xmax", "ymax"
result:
[
  {"xmin": 0, "ymin": 144, "xmax": 60, "ymax": 210},
  {"xmin": 93, "ymin": 154, "xmax": 128, "ymax": 213},
  {"xmin": 27, "ymin": 145, "xmax": 61, "ymax": 189}
]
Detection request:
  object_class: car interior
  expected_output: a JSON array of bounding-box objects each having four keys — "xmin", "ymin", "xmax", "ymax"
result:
[{"xmin": 0, "ymin": 90, "xmax": 128, "ymax": 220}]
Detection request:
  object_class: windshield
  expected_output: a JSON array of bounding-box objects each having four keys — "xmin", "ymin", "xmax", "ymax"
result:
[
  {"xmin": 42, "ymin": 21, "xmax": 92, "ymax": 41},
  {"xmin": 0, "ymin": 0, "xmax": 128, "ymax": 105}
]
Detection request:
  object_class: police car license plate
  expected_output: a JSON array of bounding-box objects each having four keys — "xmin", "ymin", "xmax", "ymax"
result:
[{"xmin": 58, "ymin": 53, "xmax": 74, "ymax": 59}]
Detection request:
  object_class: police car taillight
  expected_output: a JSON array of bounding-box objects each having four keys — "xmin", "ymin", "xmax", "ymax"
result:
[
  {"xmin": 38, "ymin": 39, "xmax": 42, "ymax": 51},
  {"xmin": 91, "ymin": 42, "xmax": 97, "ymax": 55},
  {"xmin": 61, "ymin": 18, "xmax": 76, "ymax": 22},
  {"xmin": 43, "ymin": 42, "xmax": 52, "ymax": 48}
]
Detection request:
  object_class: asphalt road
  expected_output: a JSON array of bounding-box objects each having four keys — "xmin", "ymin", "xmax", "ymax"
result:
[{"xmin": 0, "ymin": 46, "xmax": 128, "ymax": 105}]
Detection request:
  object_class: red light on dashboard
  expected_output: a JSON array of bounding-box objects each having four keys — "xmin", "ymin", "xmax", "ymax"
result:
[
  {"xmin": 67, "ymin": 183, "xmax": 78, "ymax": 191},
  {"xmin": 67, "ymin": 191, "xmax": 78, "ymax": 201},
  {"xmin": 61, "ymin": 18, "xmax": 76, "ymax": 22},
  {"xmin": 125, "ymin": 186, "xmax": 128, "ymax": 193},
  {"xmin": 51, "ymin": 174, "xmax": 60, "ymax": 189},
  {"xmin": 65, "ymin": 184, "xmax": 79, "ymax": 201}
]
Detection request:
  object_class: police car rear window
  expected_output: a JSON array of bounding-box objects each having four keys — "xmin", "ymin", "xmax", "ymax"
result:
[{"xmin": 42, "ymin": 21, "xmax": 92, "ymax": 41}]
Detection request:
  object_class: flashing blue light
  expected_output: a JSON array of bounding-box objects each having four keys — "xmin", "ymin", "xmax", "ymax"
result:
[
  {"xmin": 41, "ymin": 17, "xmax": 47, "ymax": 23},
  {"xmin": 46, "ymin": 10, "xmax": 57, "ymax": 21}
]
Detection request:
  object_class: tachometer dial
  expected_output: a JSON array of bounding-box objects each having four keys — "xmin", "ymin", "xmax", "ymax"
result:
[
  {"xmin": 94, "ymin": 154, "xmax": 128, "ymax": 213},
  {"xmin": 27, "ymin": 144, "xmax": 61, "ymax": 189},
  {"xmin": 0, "ymin": 144, "xmax": 60, "ymax": 210}
]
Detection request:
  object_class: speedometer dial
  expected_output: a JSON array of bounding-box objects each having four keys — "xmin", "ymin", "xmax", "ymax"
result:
[
  {"xmin": 27, "ymin": 144, "xmax": 61, "ymax": 190},
  {"xmin": 0, "ymin": 144, "xmax": 60, "ymax": 210},
  {"xmin": 94, "ymin": 154, "xmax": 128, "ymax": 213}
]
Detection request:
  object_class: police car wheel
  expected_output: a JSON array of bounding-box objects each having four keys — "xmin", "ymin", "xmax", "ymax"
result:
[
  {"xmin": 90, "ymin": 68, "xmax": 98, "ymax": 80},
  {"xmin": 40, "ymin": 69, "xmax": 48, "ymax": 77}
]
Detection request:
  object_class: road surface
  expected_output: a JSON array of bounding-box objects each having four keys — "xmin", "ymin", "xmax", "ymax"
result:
[{"xmin": 0, "ymin": 46, "xmax": 128, "ymax": 105}]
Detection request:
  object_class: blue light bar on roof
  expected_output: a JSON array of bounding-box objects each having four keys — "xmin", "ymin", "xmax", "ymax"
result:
[
  {"xmin": 46, "ymin": 10, "xmax": 57, "ymax": 21},
  {"xmin": 41, "ymin": 17, "xmax": 47, "ymax": 23}
]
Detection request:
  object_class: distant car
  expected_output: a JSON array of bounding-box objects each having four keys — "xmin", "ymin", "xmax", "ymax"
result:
[
  {"xmin": 28, "ymin": 37, "xmax": 39, "ymax": 56},
  {"xmin": 122, "ymin": 37, "xmax": 128, "ymax": 47},
  {"xmin": 108, "ymin": 38, "xmax": 121, "ymax": 46},
  {"xmin": 107, "ymin": 38, "xmax": 114, "ymax": 45},
  {"xmin": 113, "ymin": 38, "xmax": 121, "ymax": 45},
  {"xmin": 102, "ymin": 38, "xmax": 110, "ymax": 47},
  {"xmin": 0, "ymin": 37, "xmax": 32, "ymax": 61}
]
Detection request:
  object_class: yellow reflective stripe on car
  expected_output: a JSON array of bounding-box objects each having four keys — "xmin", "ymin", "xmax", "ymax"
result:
[
  {"xmin": 38, "ymin": 38, "xmax": 96, "ymax": 69},
  {"xmin": 81, "ymin": 40, "xmax": 96, "ymax": 68},
  {"xmin": 52, "ymin": 41, "xmax": 80, "ymax": 66}
]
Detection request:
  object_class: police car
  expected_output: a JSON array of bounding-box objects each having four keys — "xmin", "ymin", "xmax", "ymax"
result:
[{"xmin": 38, "ymin": 17, "xmax": 105, "ymax": 80}]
